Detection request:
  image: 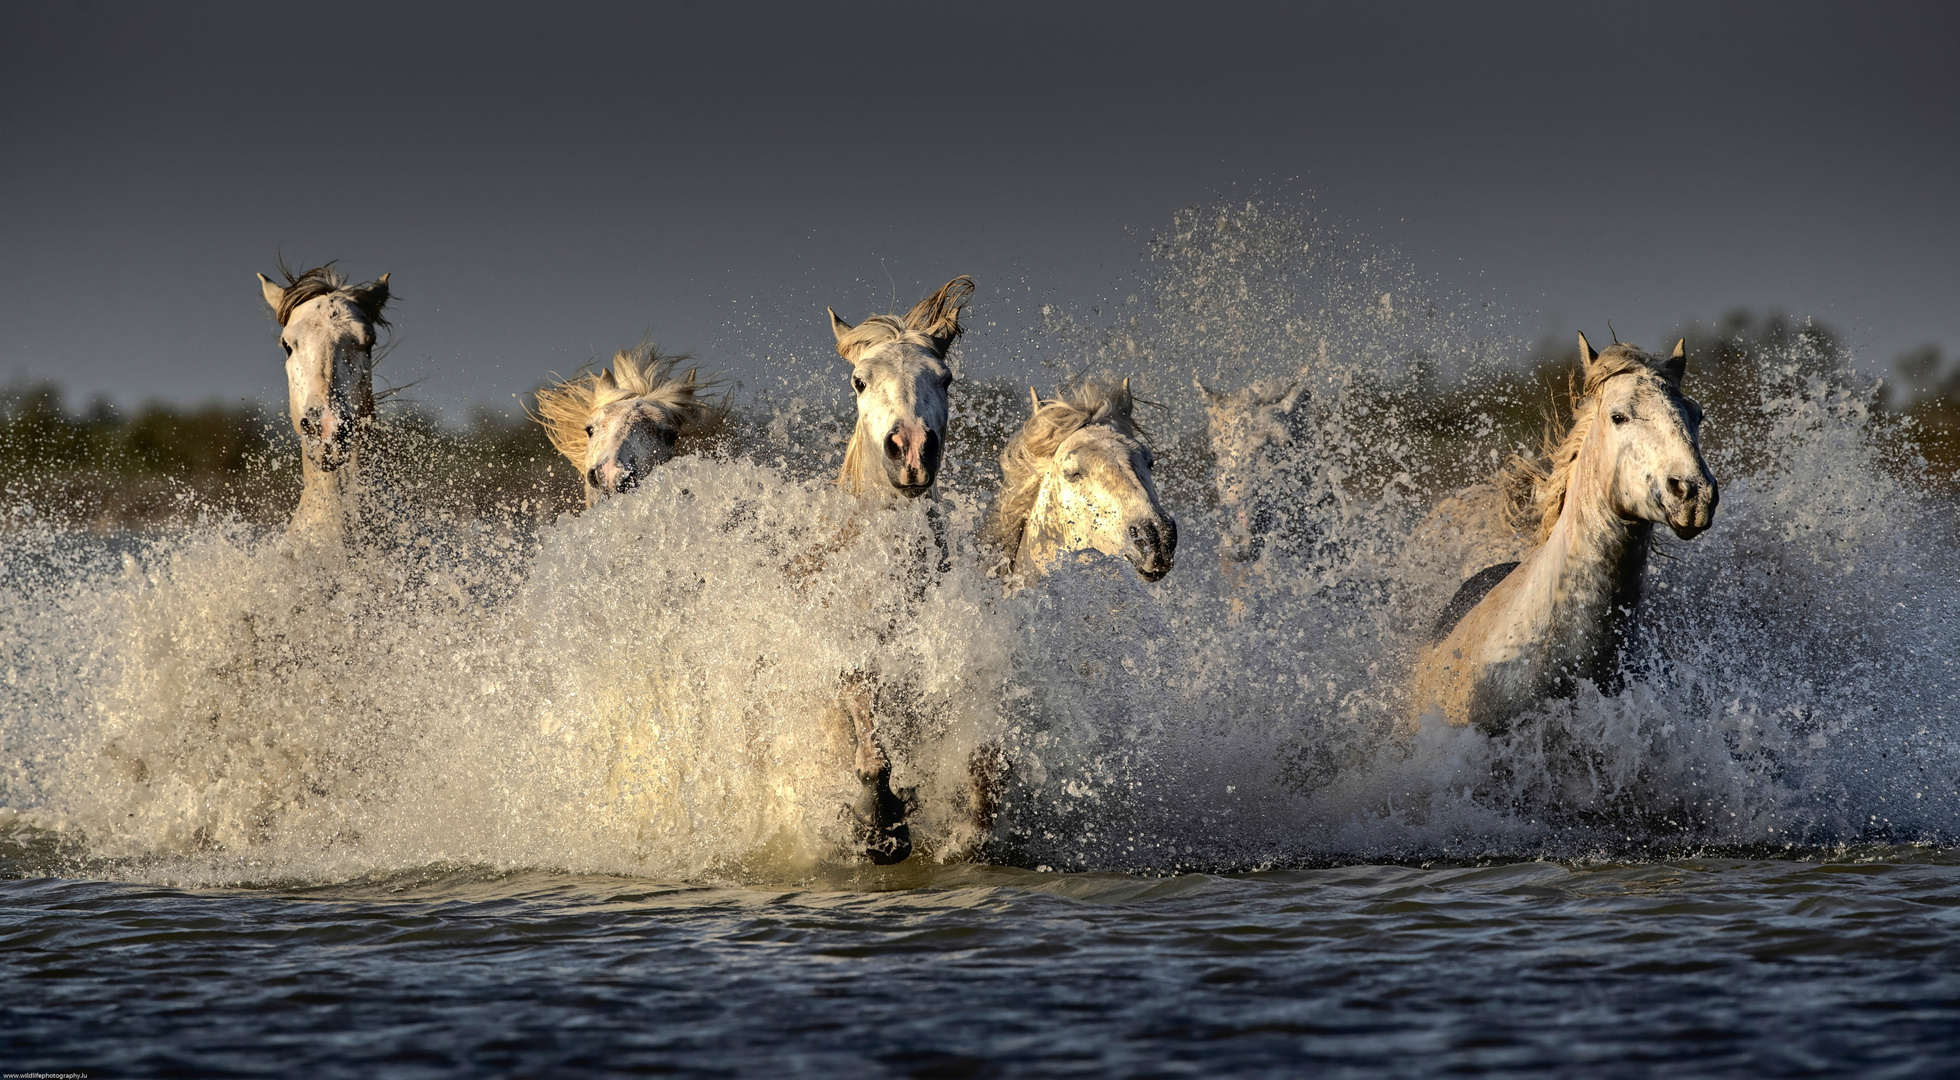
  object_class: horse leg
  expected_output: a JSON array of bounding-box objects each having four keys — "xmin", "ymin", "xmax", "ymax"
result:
[
  {"xmin": 833, "ymin": 673, "xmax": 912, "ymax": 865},
  {"xmin": 966, "ymin": 742, "xmax": 1009, "ymax": 835}
]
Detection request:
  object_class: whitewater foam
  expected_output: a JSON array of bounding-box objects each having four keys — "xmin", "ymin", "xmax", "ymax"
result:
[{"xmin": 4, "ymin": 202, "xmax": 1957, "ymax": 885}]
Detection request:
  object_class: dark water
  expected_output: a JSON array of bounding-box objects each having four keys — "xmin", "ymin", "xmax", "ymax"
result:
[{"xmin": 7, "ymin": 851, "xmax": 1960, "ymax": 1078}]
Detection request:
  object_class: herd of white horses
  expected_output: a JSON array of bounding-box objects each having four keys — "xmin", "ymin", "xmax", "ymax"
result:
[{"xmin": 256, "ymin": 264, "xmax": 1719, "ymax": 864}]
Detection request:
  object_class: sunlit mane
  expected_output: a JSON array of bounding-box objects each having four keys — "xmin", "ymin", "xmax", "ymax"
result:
[
  {"xmin": 1498, "ymin": 344, "xmax": 1686, "ymax": 544},
  {"xmin": 269, "ymin": 263, "xmax": 391, "ymax": 328},
  {"xmin": 984, "ymin": 379, "xmax": 1141, "ymax": 554},
  {"xmin": 530, "ymin": 344, "xmax": 724, "ymax": 470},
  {"xmin": 831, "ymin": 276, "xmax": 975, "ymax": 361}
]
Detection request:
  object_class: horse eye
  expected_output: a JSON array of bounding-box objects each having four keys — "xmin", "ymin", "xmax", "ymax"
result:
[
  {"xmin": 1611, "ymin": 411, "xmax": 1630, "ymax": 425},
  {"xmin": 584, "ymin": 424, "xmax": 594, "ymax": 436},
  {"xmin": 852, "ymin": 375, "xmax": 867, "ymax": 394},
  {"xmin": 281, "ymin": 341, "xmax": 293, "ymax": 357}
]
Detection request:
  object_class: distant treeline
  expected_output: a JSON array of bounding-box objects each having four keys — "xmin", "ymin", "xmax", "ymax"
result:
[
  {"xmin": 0, "ymin": 390, "xmax": 575, "ymax": 530},
  {"xmin": 3, "ymin": 309, "xmax": 1955, "ymax": 531}
]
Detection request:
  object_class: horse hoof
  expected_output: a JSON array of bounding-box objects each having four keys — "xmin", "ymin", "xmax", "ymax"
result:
[
  {"xmin": 865, "ymin": 823, "xmax": 912, "ymax": 865},
  {"xmin": 850, "ymin": 767, "xmax": 913, "ymax": 865}
]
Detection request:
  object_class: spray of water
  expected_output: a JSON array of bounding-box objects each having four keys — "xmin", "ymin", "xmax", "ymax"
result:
[{"xmin": 3, "ymin": 201, "xmax": 1956, "ymax": 885}]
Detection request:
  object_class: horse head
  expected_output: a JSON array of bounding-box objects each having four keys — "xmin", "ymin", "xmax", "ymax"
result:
[
  {"xmin": 1010, "ymin": 379, "xmax": 1177, "ymax": 582},
  {"xmin": 1577, "ymin": 333, "xmax": 1719, "ymax": 540},
  {"xmin": 1196, "ymin": 375, "xmax": 1305, "ymax": 562},
  {"xmin": 532, "ymin": 345, "xmax": 720, "ymax": 507},
  {"xmin": 829, "ymin": 277, "xmax": 973, "ymax": 497},
  {"xmin": 584, "ymin": 375, "xmax": 683, "ymax": 497},
  {"xmin": 258, "ymin": 267, "xmax": 389, "ymax": 473}
]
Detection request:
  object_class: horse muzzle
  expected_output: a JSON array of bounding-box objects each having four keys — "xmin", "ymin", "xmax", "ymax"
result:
[
  {"xmin": 882, "ymin": 422, "xmax": 941, "ymax": 497},
  {"xmin": 299, "ymin": 406, "xmax": 350, "ymax": 471},
  {"xmin": 1129, "ymin": 516, "xmax": 1178, "ymax": 582},
  {"xmin": 1662, "ymin": 473, "xmax": 1719, "ymax": 540},
  {"xmin": 589, "ymin": 461, "xmax": 640, "ymax": 496}
]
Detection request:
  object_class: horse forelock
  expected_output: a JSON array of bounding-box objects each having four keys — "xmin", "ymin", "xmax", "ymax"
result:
[
  {"xmin": 835, "ymin": 317, "xmax": 955, "ymax": 362},
  {"xmin": 834, "ymin": 276, "xmax": 974, "ymax": 361},
  {"xmin": 1499, "ymin": 344, "xmax": 1687, "ymax": 543},
  {"xmin": 985, "ymin": 380, "xmax": 1144, "ymax": 553},
  {"xmin": 272, "ymin": 264, "xmax": 391, "ymax": 329}
]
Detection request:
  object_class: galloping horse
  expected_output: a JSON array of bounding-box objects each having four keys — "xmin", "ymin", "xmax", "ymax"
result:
[
  {"xmin": 821, "ymin": 276, "xmax": 975, "ymax": 863},
  {"xmin": 257, "ymin": 265, "xmax": 391, "ymax": 550},
  {"xmin": 985, "ymin": 378, "xmax": 1177, "ymax": 585},
  {"xmin": 1411, "ymin": 334, "xmax": 1719, "ymax": 733},
  {"xmin": 1195, "ymin": 375, "xmax": 1307, "ymax": 570},
  {"xmin": 829, "ymin": 278, "xmax": 971, "ymax": 498},
  {"xmin": 531, "ymin": 344, "xmax": 723, "ymax": 507}
]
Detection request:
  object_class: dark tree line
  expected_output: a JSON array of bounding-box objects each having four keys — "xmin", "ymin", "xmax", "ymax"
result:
[{"xmin": 3, "ymin": 309, "xmax": 1953, "ymax": 531}]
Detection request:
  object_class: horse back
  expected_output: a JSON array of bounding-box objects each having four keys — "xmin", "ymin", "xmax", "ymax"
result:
[{"xmin": 1430, "ymin": 561, "xmax": 1521, "ymax": 644}]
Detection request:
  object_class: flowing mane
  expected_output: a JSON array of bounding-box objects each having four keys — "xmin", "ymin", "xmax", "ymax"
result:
[
  {"xmin": 831, "ymin": 276, "xmax": 974, "ymax": 362},
  {"xmin": 984, "ymin": 379, "xmax": 1140, "ymax": 554},
  {"xmin": 268, "ymin": 263, "xmax": 391, "ymax": 329},
  {"xmin": 530, "ymin": 344, "xmax": 724, "ymax": 470},
  {"xmin": 1496, "ymin": 343, "xmax": 1687, "ymax": 544}
]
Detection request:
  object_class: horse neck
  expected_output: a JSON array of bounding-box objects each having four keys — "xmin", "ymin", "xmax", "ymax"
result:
[
  {"xmin": 290, "ymin": 448, "xmax": 360, "ymax": 548},
  {"xmin": 1525, "ymin": 437, "xmax": 1651, "ymax": 666},
  {"xmin": 289, "ymin": 394, "xmax": 377, "ymax": 548},
  {"xmin": 837, "ymin": 423, "xmax": 873, "ymax": 495},
  {"xmin": 1011, "ymin": 472, "xmax": 1066, "ymax": 580}
]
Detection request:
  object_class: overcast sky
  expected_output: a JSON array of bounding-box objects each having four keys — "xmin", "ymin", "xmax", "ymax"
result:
[{"xmin": 2, "ymin": 1, "xmax": 1955, "ymax": 415}]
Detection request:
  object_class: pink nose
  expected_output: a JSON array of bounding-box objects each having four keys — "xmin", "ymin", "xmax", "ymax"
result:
[
  {"xmin": 299, "ymin": 405, "xmax": 342, "ymax": 444},
  {"xmin": 886, "ymin": 420, "xmax": 929, "ymax": 471},
  {"xmin": 596, "ymin": 459, "xmax": 632, "ymax": 490}
]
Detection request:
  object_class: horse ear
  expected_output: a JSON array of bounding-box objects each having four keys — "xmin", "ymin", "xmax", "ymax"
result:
[
  {"xmin": 258, "ymin": 273, "xmax": 285, "ymax": 316},
  {"xmin": 595, "ymin": 368, "xmax": 618, "ymax": 392},
  {"xmin": 905, "ymin": 276, "xmax": 974, "ymax": 353},
  {"xmin": 828, "ymin": 307, "xmax": 857, "ymax": 359},
  {"xmin": 350, "ymin": 273, "xmax": 390, "ymax": 321},
  {"xmin": 1029, "ymin": 386, "xmax": 1042, "ymax": 414},
  {"xmin": 1193, "ymin": 374, "xmax": 1220, "ymax": 403},
  {"xmin": 1278, "ymin": 381, "xmax": 1305, "ymax": 413},
  {"xmin": 1663, "ymin": 338, "xmax": 1687, "ymax": 383},
  {"xmin": 1578, "ymin": 331, "xmax": 1599, "ymax": 369}
]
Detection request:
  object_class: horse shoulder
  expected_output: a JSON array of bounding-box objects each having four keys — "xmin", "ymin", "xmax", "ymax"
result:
[{"xmin": 1430, "ymin": 561, "xmax": 1520, "ymax": 644}]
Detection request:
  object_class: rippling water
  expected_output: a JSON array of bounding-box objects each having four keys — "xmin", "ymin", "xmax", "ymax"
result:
[
  {"xmin": 6, "ymin": 203, "xmax": 1960, "ymax": 1074},
  {"xmin": 6, "ymin": 852, "xmax": 1960, "ymax": 1076}
]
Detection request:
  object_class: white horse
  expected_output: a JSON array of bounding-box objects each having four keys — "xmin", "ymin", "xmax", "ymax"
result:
[
  {"xmin": 1196, "ymin": 375, "xmax": 1307, "ymax": 568},
  {"xmin": 830, "ymin": 277, "xmax": 972, "ymax": 498},
  {"xmin": 531, "ymin": 344, "xmax": 724, "ymax": 507},
  {"xmin": 257, "ymin": 265, "xmax": 391, "ymax": 548},
  {"xmin": 1411, "ymin": 334, "xmax": 1719, "ymax": 733},
  {"xmin": 821, "ymin": 277, "xmax": 976, "ymax": 864},
  {"xmin": 986, "ymin": 378, "xmax": 1177, "ymax": 585}
]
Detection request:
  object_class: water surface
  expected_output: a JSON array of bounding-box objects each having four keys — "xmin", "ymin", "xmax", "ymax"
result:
[{"xmin": 6, "ymin": 852, "xmax": 1959, "ymax": 1077}]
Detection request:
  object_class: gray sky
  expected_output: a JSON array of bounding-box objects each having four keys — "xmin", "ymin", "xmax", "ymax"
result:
[{"xmin": 3, "ymin": 1, "xmax": 1955, "ymax": 416}]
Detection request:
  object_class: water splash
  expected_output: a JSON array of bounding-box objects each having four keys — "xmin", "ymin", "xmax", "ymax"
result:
[{"xmin": 4, "ymin": 201, "xmax": 1957, "ymax": 884}]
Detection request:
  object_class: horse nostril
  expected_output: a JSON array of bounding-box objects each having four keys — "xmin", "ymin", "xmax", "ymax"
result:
[
  {"xmin": 587, "ymin": 468, "xmax": 601, "ymax": 488},
  {"xmin": 1668, "ymin": 477, "xmax": 1696, "ymax": 502},
  {"xmin": 885, "ymin": 434, "xmax": 904, "ymax": 460}
]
